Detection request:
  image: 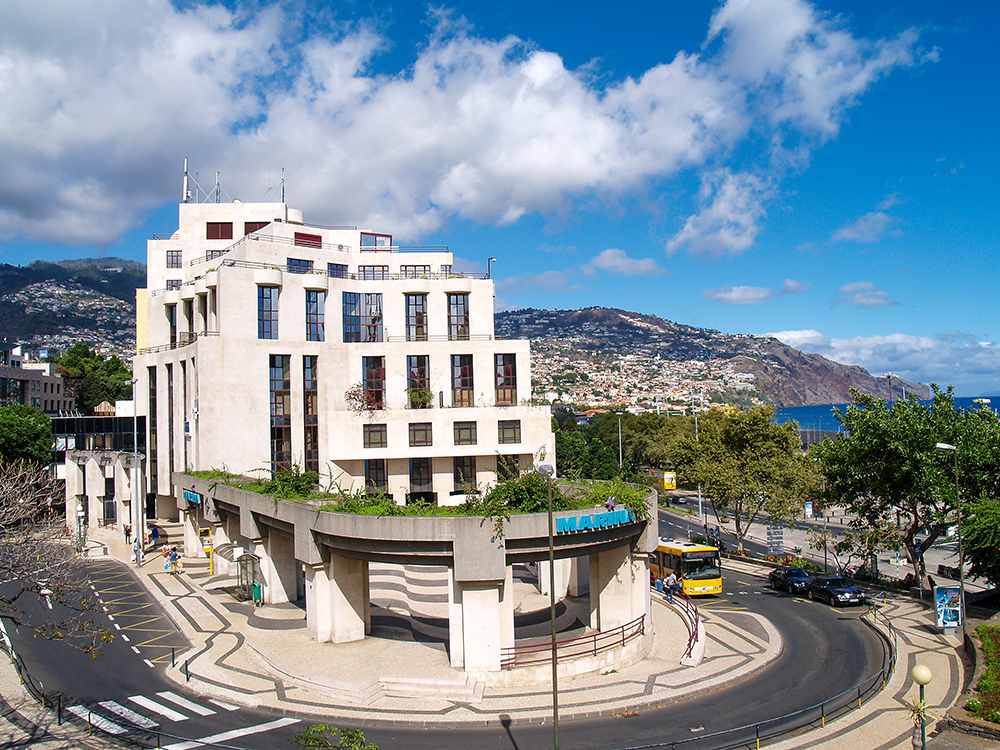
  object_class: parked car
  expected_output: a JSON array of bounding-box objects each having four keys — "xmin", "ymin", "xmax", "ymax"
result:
[
  {"xmin": 806, "ymin": 576, "xmax": 865, "ymax": 607},
  {"xmin": 768, "ymin": 567, "xmax": 813, "ymax": 594},
  {"xmin": 673, "ymin": 496, "xmax": 688, "ymax": 505}
]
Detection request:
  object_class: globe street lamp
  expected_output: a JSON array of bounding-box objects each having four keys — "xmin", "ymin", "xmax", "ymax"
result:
[
  {"xmin": 934, "ymin": 442, "xmax": 964, "ymax": 649},
  {"xmin": 535, "ymin": 461, "xmax": 559, "ymax": 750},
  {"xmin": 911, "ymin": 664, "xmax": 933, "ymax": 750}
]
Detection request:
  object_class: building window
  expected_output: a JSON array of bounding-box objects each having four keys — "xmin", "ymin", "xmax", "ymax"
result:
[
  {"xmin": 363, "ymin": 356, "xmax": 385, "ymax": 410},
  {"xmin": 498, "ymin": 454, "xmax": 520, "ymax": 480},
  {"xmin": 359, "ymin": 265, "xmax": 389, "ymax": 281},
  {"xmin": 306, "ymin": 291, "xmax": 325, "ymax": 342},
  {"xmin": 453, "ymin": 456, "xmax": 476, "ymax": 492},
  {"xmin": 303, "ymin": 356, "xmax": 318, "ymax": 474},
  {"xmin": 448, "ymin": 293, "xmax": 470, "ymax": 341},
  {"xmin": 361, "ymin": 232, "xmax": 392, "ymax": 249},
  {"xmin": 294, "ymin": 232, "xmax": 322, "ymax": 248},
  {"xmin": 495, "ymin": 354, "xmax": 517, "ymax": 406},
  {"xmin": 328, "ymin": 263, "xmax": 348, "ymax": 279},
  {"xmin": 406, "ymin": 294, "xmax": 428, "ymax": 342},
  {"xmin": 441, "ymin": 264, "xmax": 452, "ymax": 275},
  {"xmin": 409, "ymin": 457, "xmax": 433, "ymax": 498},
  {"xmin": 401, "ymin": 265, "xmax": 430, "ymax": 278},
  {"xmin": 453, "ymin": 421, "xmax": 477, "ymax": 445},
  {"xmin": 167, "ymin": 304, "xmax": 177, "ymax": 346},
  {"xmin": 258, "ymin": 287, "xmax": 279, "ymax": 340},
  {"xmin": 148, "ymin": 366, "xmax": 157, "ymax": 490},
  {"xmin": 287, "ymin": 258, "xmax": 313, "ymax": 274},
  {"xmin": 451, "ymin": 354, "xmax": 473, "ymax": 408},
  {"xmin": 166, "ymin": 279, "xmax": 182, "ymax": 291},
  {"xmin": 270, "ymin": 355, "xmax": 291, "ymax": 472},
  {"xmin": 245, "ymin": 221, "xmax": 269, "ymax": 235},
  {"xmin": 166, "ymin": 250, "xmax": 183, "ymax": 269},
  {"xmin": 406, "ymin": 355, "xmax": 430, "ymax": 408},
  {"xmin": 206, "ymin": 222, "xmax": 233, "ymax": 240},
  {"xmin": 365, "ymin": 459, "xmax": 387, "ymax": 494},
  {"xmin": 408, "ymin": 422, "xmax": 432, "ymax": 447},
  {"xmin": 498, "ymin": 420, "xmax": 521, "ymax": 444},
  {"xmin": 343, "ymin": 292, "xmax": 382, "ymax": 342},
  {"xmin": 363, "ymin": 424, "xmax": 387, "ymax": 448}
]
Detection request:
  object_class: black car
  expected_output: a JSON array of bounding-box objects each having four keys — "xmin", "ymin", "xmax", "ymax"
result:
[
  {"xmin": 806, "ymin": 576, "xmax": 865, "ymax": 607},
  {"xmin": 768, "ymin": 567, "xmax": 813, "ymax": 593}
]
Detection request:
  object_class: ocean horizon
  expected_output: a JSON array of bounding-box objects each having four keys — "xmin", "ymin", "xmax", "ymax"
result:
[{"xmin": 774, "ymin": 396, "xmax": 1000, "ymax": 431}]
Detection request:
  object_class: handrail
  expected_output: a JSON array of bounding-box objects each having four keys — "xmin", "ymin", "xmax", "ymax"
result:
[
  {"xmin": 136, "ymin": 330, "xmax": 218, "ymax": 356},
  {"xmin": 500, "ymin": 614, "xmax": 645, "ymax": 669}
]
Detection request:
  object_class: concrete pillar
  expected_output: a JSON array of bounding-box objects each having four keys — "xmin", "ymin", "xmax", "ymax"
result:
[
  {"xmin": 257, "ymin": 532, "xmax": 296, "ymax": 604},
  {"xmin": 589, "ymin": 543, "xmax": 634, "ymax": 631},
  {"xmin": 538, "ymin": 558, "xmax": 572, "ymax": 597},
  {"xmin": 448, "ymin": 569, "xmax": 464, "ymax": 668},
  {"xmin": 569, "ymin": 555, "xmax": 590, "ymax": 596},
  {"xmin": 328, "ymin": 553, "xmax": 369, "ymax": 643},
  {"xmin": 461, "ymin": 583, "xmax": 502, "ymax": 672},
  {"xmin": 500, "ymin": 565, "xmax": 514, "ymax": 651},
  {"xmin": 305, "ymin": 563, "xmax": 333, "ymax": 643},
  {"xmin": 181, "ymin": 508, "xmax": 200, "ymax": 557},
  {"xmin": 210, "ymin": 521, "xmax": 231, "ymax": 576}
]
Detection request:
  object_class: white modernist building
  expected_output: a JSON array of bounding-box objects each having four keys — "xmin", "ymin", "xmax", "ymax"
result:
[{"xmin": 133, "ymin": 199, "xmax": 555, "ymax": 516}]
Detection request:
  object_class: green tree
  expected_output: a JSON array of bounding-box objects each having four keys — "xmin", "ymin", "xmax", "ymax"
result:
[
  {"xmin": 0, "ymin": 404, "xmax": 52, "ymax": 465},
  {"xmin": 813, "ymin": 386, "xmax": 1000, "ymax": 581},
  {"xmin": 963, "ymin": 497, "xmax": 1000, "ymax": 586},
  {"xmin": 288, "ymin": 724, "xmax": 377, "ymax": 749},
  {"xmin": 671, "ymin": 407, "xmax": 817, "ymax": 553},
  {"xmin": 55, "ymin": 342, "xmax": 133, "ymax": 414}
]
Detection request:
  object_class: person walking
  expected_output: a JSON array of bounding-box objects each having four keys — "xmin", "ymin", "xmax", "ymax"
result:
[
  {"xmin": 124, "ymin": 524, "xmax": 131, "ymax": 545},
  {"xmin": 150, "ymin": 526, "xmax": 160, "ymax": 548},
  {"xmin": 664, "ymin": 571, "xmax": 680, "ymax": 603},
  {"xmin": 168, "ymin": 547, "xmax": 180, "ymax": 575}
]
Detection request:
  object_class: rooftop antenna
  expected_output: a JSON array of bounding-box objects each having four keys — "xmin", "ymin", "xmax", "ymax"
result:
[
  {"xmin": 182, "ymin": 158, "xmax": 191, "ymax": 203},
  {"xmin": 214, "ymin": 172, "xmax": 221, "ymax": 203},
  {"xmin": 280, "ymin": 167, "xmax": 285, "ymax": 203}
]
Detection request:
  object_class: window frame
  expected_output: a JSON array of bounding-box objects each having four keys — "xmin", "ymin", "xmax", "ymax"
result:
[
  {"xmin": 408, "ymin": 422, "xmax": 433, "ymax": 447},
  {"xmin": 363, "ymin": 423, "xmax": 388, "ymax": 449},
  {"xmin": 448, "ymin": 293, "xmax": 470, "ymax": 341},
  {"xmin": 258, "ymin": 286, "xmax": 279, "ymax": 340},
  {"xmin": 453, "ymin": 421, "xmax": 477, "ymax": 445}
]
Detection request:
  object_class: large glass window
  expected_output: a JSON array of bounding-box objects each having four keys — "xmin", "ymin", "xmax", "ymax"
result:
[
  {"xmin": 148, "ymin": 366, "xmax": 158, "ymax": 489},
  {"xmin": 303, "ymin": 356, "xmax": 318, "ymax": 473},
  {"xmin": 407, "ymin": 355, "xmax": 430, "ymax": 409},
  {"xmin": 363, "ymin": 356, "xmax": 385, "ymax": 410},
  {"xmin": 328, "ymin": 263, "xmax": 348, "ymax": 278},
  {"xmin": 408, "ymin": 422, "xmax": 432, "ymax": 447},
  {"xmin": 287, "ymin": 258, "xmax": 313, "ymax": 274},
  {"xmin": 167, "ymin": 304, "xmax": 177, "ymax": 346},
  {"xmin": 451, "ymin": 354, "xmax": 473, "ymax": 407},
  {"xmin": 495, "ymin": 354, "xmax": 517, "ymax": 406},
  {"xmin": 401, "ymin": 265, "xmax": 430, "ymax": 278},
  {"xmin": 409, "ymin": 457, "xmax": 433, "ymax": 497},
  {"xmin": 453, "ymin": 456, "xmax": 476, "ymax": 492},
  {"xmin": 454, "ymin": 421, "xmax": 477, "ymax": 445},
  {"xmin": 258, "ymin": 287, "xmax": 278, "ymax": 340},
  {"xmin": 359, "ymin": 265, "xmax": 389, "ymax": 280},
  {"xmin": 306, "ymin": 291, "xmax": 325, "ymax": 342},
  {"xmin": 363, "ymin": 424, "xmax": 387, "ymax": 448},
  {"xmin": 448, "ymin": 293, "xmax": 470, "ymax": 341},
  {"xmin": 361, "ymin": 232, "xmax": 392, "ymax": 249},
  {"xmin": 343, "ymin": 292, "xmax": 382, "ymax": 342},
  {"xmin": 406, "ymin": 294, "xmax": 428, "ymax": 342},
  {"xmin": 166, "ymin": 250, "xmax": 182, "ymax": 268},
  {"xmin": 498, "ymin": 420, "xmax": 521, "ymax": 444},
  {"xmin": 270, "ymin": 355, "xmax": 291, "ymax": 473},
  {"xmin": 365, "ymin": 459, "xmax": 387, "ymax": 494}
]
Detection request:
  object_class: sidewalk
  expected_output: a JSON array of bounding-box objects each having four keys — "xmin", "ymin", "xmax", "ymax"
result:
[{"xmin": 15, "ymin": 525, "xmax": 982, "ymax": 748}]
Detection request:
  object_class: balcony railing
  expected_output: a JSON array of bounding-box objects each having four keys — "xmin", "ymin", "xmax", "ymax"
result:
[
  {"xmin": 136, "ymin": 331, "xmax": 218, "ymax": 356},
  {"xmin": 500, "ymin": 614, "xmax": 645, "ymax": 669}
]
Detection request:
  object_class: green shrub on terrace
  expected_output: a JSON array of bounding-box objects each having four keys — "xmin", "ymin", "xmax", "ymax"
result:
[{"xmin": 970, "ymin": 623, "xmax": 1000, "ymax": 723}]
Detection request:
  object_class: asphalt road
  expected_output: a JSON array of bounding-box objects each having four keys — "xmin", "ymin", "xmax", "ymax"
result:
[{"xmin": 5, "ymin": 556, "xmax": 884, "ymax": 750}]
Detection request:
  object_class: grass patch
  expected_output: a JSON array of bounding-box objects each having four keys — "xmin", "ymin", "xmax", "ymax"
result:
[{"xmin": 970, "ymin": 623, "xmax": 1000, "ymax": 723}]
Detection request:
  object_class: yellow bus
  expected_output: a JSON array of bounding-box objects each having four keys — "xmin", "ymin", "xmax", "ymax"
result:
[{"xmin": 649, "ymin": 539, "xmax": 723, "ymax": 596}]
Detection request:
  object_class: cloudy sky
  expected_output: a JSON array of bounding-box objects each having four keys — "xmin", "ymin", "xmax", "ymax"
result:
[{"xmin": 1, "ymin": 0, "xmax": 997, "ymax": 396}]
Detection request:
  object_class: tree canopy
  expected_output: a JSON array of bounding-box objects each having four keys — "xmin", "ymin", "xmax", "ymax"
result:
[
  {"xmin": 0, "ymin": 404, "xmax": 52, "ymax": 465},
  {"xmin": 670, "ymin": 406, "xmax": 817, "ymax": 552},
  {"xmin": 55, "ymin": 342, "xmax": 133, "ymax": 414},
  {"xmin": 813, "ymin": 386, "xmax": 1000, "ymax": 580}
]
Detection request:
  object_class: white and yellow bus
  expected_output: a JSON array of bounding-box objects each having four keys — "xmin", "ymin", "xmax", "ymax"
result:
[{"xmin": 649, "ymin": 539, "xmax": 723, "ymax": 596}]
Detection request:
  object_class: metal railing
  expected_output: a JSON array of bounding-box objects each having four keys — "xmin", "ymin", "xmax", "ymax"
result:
[
  {"xmin": 500, "ymin": 614, "xmax": 645, "ymax": 669},
  {"xmin": 136, "ymin": 331, "xmax": 218, "ymax": 356}
]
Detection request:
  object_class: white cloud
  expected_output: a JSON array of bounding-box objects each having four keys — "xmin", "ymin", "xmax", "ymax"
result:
[
  {"xmin": 582, "ymin": 248, "xmax": 667, "ymax": 277},
  {"xmin": 0, "ymin": 0, "xmax": 925, "ymax": 247},
  {"xmin": 772, "ymin": 329, "xmax": 1000, "ymax": 395},
  {"xmin": 834, "ymin": 281, "xmax": 895, "ymax": 307},
  {"xmin": 495, "ymin": 270, "xmax": 584, "ymax": 296},
  {"xmin": 703, "ymin": 277, "xmax": 810, "ymax": 304},
  {"xmin": 831, "ymin": 211, "xmax": 898, "ymax": 243}
]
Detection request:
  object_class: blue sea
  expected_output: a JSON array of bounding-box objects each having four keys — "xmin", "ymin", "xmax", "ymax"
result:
[{"xmin": 774, "ymin": 396, "xmax": 1000, "ymax": 431}]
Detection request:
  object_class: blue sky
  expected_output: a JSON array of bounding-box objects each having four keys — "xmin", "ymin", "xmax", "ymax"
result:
[{"xmin": 1, "ymin": 0, "xmax": 997, "ymax": 396}]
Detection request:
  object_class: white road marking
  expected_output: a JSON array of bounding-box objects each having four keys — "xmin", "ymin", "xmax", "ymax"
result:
[
  {"xmin": 208, "ymin": 698, "xmax": 241, "ymax": 711},
  {"xmin": 128, "ymin": 694, "xmax": 189, "ymax": 722},
  {"xmin": 161, "ymin": 717, "xmax": 300, "ymax": 750},
  {"xmin": 156, "ymin": 691, "xmax": 216, "ymax": 716},
  {"xmin": 120, "ymin": 633, "xmax": 129, "ymax": 641},
  {"xmin": 131, "ymin": 646, "xmax": 140, "ymax": 653},
  {"xmin": 67, "ymin": 705, "xmax": 126, "ymax": 734},
  {"xmin": 144, "ymin": 659, "xmax": 155, "ymax": 668},
  {"xmin": 99, "ymin": 700, "xmax": 159, "ymax": 728}
]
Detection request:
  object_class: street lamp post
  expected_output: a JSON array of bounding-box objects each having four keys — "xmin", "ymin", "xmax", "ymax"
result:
[
  {"xmin": 536, "ymin": 461, "xmax": 559, "ymax": 750},
  {"xmin": 911, "ymin": 664, "xmax": 933, "ymax": 750},
  {"xmin": 487, "ymin": 257, "xmax": 497, "ymax": 279},
  {"xmin": 935, "ymin": 441, "xmax": 964, "ymax": 649},
  {"xmin": 885, "ymin": 372, "xmax": 896, "ymax": 408},
  {"xmin": 130, "ymin": 378, "xmax": 142, "ymax": 568}
]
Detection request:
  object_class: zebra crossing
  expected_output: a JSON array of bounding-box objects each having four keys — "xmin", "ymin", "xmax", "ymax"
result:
[{"xmin": 66, "ymin": 690, "xmax": 298, "ymax": 745}]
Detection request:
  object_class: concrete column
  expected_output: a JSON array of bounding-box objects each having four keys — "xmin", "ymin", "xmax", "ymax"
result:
[
  {"xmin": 210, "ymin": 521, "xmax": 231, "ymax": 576},
  {"xmin": 448, "ymin": 569, "xmax": 464, "ymax": 668},
  {"xmin": 258, "ymin": 532, "xmax": 296, "ymax": 604},
  {"xmin": 589, "ymin": 543, "xmax": 634, "ymax": 631},
  {"xmin": 538, "ymin": 558, "xmax": 572, "ymax": 597},
  {"xmin": 329, "ymin": 553, "xmax": 369, "ymax": 643},
  {"xmin": 181, "ymin": 508, "xmax": 200, "ymax": 557},
  {"xmin": 500, "ymin": 565, "xmax": 514, "ymax": 651},
  {"xmin": 460, "ymin": 583, "xmax": 502, "ymax": 672},
  {"xmin": 569, "ymin": 555, "xmax": 590, "ymax": 596},
  {"xmin": 305, "ymin": 563, "xmax": 333, "ymax": 643}
]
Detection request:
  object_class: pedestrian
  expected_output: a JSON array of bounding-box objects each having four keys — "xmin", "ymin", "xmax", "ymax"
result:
[
  {"xmin": 664, "ymin": 571, "xmax": 680, "ymax": 603},
  {"xmin": 168, "ymin": 547, "xmax": 180, "ymax": 575},
  {"xmin": 124, "ymin": 524, "xmax": 131, "ymax": 545},
  {"xmin": 150, "ymin": 526, "xmax": 160, "ymax": 548},
  {"xmin": 162, "ymin": 545, "xmax": 170, "ymax": 572}
]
